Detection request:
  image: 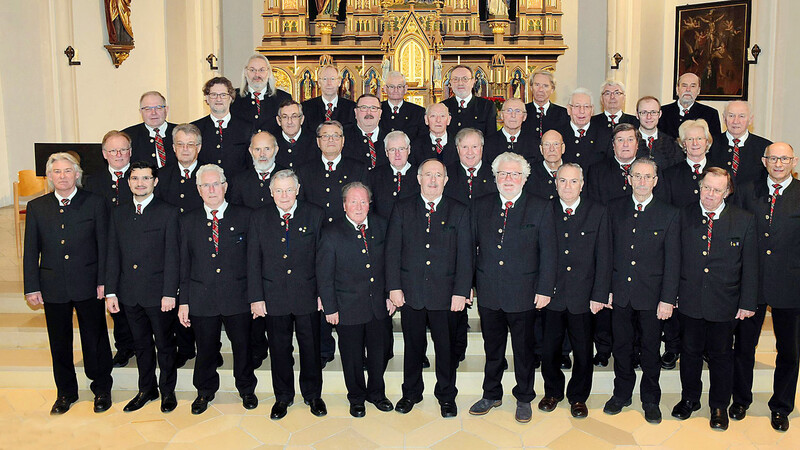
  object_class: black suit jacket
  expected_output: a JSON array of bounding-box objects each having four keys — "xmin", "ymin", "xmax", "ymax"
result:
[
  {"xmin": 636, "ymin": 131, "xmax": 684, "ymax": 170},
  {"xmin": 154, "ymin": 163, "xmax": 203, "ymax": 214},
  {"xmin": 524, "ymin": 162, "xmax": 558, "ymax": 201},
  {"xmin": 23, "ymin": 190, "xmax": 108, "ymax": 303},
  {"xmin": 179, "ymin": 204, "xmax": 253, "ymax": 316},
  {"xmin": 660, "ymin": 101, "xmax": 722, "ymax": 138},
  {"xmin": 192, "ymin": 115, "xmax": 252, "ymax": 179},
  {"xmin": 483, "ymin": 128, "xmax": 542, "ymax": 164},
  {"xmin": 367, "ymin": 163, "xmax": 420, "ymax": 219},
  {"xmin": 585, "ymin": 158, "xmax": 660, "ymax": 205},
  {"xmin": 473, "ymin": 193, "xmax": 556, "ymax": 312},
  {"xmin": 123, "ymin": 122, "xmax": 178, "ymax": 168},
  {"xmin": 444, "ymin": 162, "xmax": 497, "ymax": 207},
  {"xmin": 659, "ymin": 160, "xmax": 704, "ymax": 208},
  {"xmin": 228, "ymin": 165, "xmax": 287, "ymax": 210},
  {"xmin": 342, "ymin": 125, "xmax": 388, "ymax": 170},
  {"xmin": 385, "ymin": 196, "xmax": 473, "ymax": 310},
  {"xmin": 296, "ymin": 156, "xmax": 367, "ymax": 223},
  {"xmin": 301, "ymin": 96, "xmax": 357, "ymax": 133},
  {"xmin": 590, "ymin": 112, "xmax": 639, "ymax": 131},
  {"xmin": 442, "ymin": 96, "xmax": 497, "ymax": 137},
  {"xmin": 608, "ymin": 196, "xmax": 681, "ymax": 310},
  {"xmin": 410, "ymin": 133, "xmax": 460, "ymax": 167},
  {"xmin": 247, "ymin": 201, "xmax": 324, "ymax": 316},
  {"xmin": 558, "ymin": 123, "xmax": 612, "ymax": 169},
  {"xmin": 275, "ymin": 129, "xmax": 319, "ymax": 170},
  {"xmin": 524, "ymin": 102, "xmax": 569, "ymax": 136},
  {"xmin": 106, "ymin": 198, "xmax": 180, "ymax": 307},
  {"xmin": 317, "ymin": 214, "xmax": 389, "ymax": 325},
  {"xmin": 678, "ymin": 202, "xmax": 757, "ymax": 321},
  {"xmin": 83, "ymin": 167, "xmax": 133, "ymax": 208},
  {"xmin": 380, "ymin": 101, "xmax": 426, "ymax": 142},
  {"xmin": 548, "ymin": 197, "xmax": 612, "ymax": 314},
  {"xmin": 230, "ymin": 88, "xmax": 292, "ymax": 135},
  {"xmin": 735, "ymin": 177, "xmax": 800, "ymax": 308},
  {"xmin": 708, "ymin": 133, "xmax": 771, "ymax": 187}
]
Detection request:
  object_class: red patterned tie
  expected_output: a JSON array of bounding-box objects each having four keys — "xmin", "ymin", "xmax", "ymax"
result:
[
  {"xmin": 467, "ymin": 167, "xmax": 475, "ymax": 196},
  {"xmin": 261, "ymin": 172, "xmax": 269, "ymax": 181},
  {"xmin": 637, "ymin": 203, "xmax": 643, "ymax": 211},
  {"xmin": 366, "ymin": 132, "xmax": 376, "ymax": 168},
  {"xmin": 538, "ymin": 106, "xmax": 545, "ymax": 137},
  {"xmin": 136, "ymin": 204, "xmax": 142, "ymax": 215},
  {"xmin": 184, "ymin": 168, "xmax": 191, "ymax": 179},
  {"xmin": 770, "ymin": 184, "xmax": 782, "ymax": 225},
  {"xmin": 578, "ymin": 129, "xmax": 586, "ymax": 139},
  {"xmin": 393, "ymin": 106, "xmax": 399, "ymax": 114},
  {"xmin": 61, "ymin": 198, "xmax": 70, "ymax": 206},
  {"xmin": 357, "ymin": 223, "xmax": 369, "ymax": 253},
  {"xmin": 565, "ymin": 207, "xmax": 573, "ymax": 216},
  {"xmin": 114, "ymin": 171, "xmax": 123, "ymax": 205},
  {"xmin": 732, "ymin": 138, "xmax": 741, "ymax": 176},
  {"xmin": 501, "ymin": 201, "xmax": 513, "ymax": 244},
  {"xmin": 396, "ymin": 173, "xmax": 402, "ymax": 193},
  {"xmin": 289, "ymin": 138, "xmax": 296, "ymax": 144},
  {"xmin": 550, "ymin": 170, "xmax": 557, "ymax": 178},
  {"xmin": 217, "ymin": 120, "xmax": 224, "ymax": 142},
  {"xmin": 282, "ymin": 213, "xmax": 291, "ymax": 232},
  {"xmin": 647, "ymin": 136, "xmax": 654, "ymax": 150},
  {"xmin": 325, "ymin": 103, "xmax": 333, "ymax": 121},
  {"xmin": 706, "ymin": 212, "xmax": 715, "ymax": 252},
  {"xmin": 509, "ymin": 135, "xmax": 516, "ymax": 150},
  {"xmin": 609, "ymin": 114, "xmax": 617, "ymax": 126},
  {"xmin": 426, "ymin": 201, "xmax": 435, "ymax": 231},
  {"xmin": 683, "ymin": 108, "xmax": 690, "ymax": 116},
  {"xmin": 460, "ymin": 99, "xmax": 465, "ymax": 109},
  {"xmin": 327, "ymin": 161, "xmax": 334, "ymax": 172},
  {"xmin": 211, "ymin": 210, "xmax": 219, "ymax": 253},
  {"xmin": 693, "ymin": 164, "xmax": 701, "ymax": 175},
  {"xmin": 621, "ymin": 164, "xmax": 631, "ymax": 185},
  {"xmin": 154, "ymin": 129, "xmax": 166, "ymax": 167},
  {"xmin": 435, "ymin": 138, "xmax": 443, "ymax": 154},
  {"xmin": 253, "ymin": 91, "xmax": 261, "ymax": 115}
]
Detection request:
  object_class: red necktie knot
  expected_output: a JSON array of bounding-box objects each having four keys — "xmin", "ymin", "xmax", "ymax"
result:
[
  {"xmin": 366, "ymin": 132, "xmax": 373, "ymax": 139},
  {"xmin": 325, "ymin": 103, "xmax": 334, "ymax": 121},
  {"xmin": 647, "ymin": 136, "xmax": 654, "ymax": 149},
  {"xmin": 693, "ymin": 164, "xmax": 701, "ymax": 174},
  {"xmin": 773, "ymin": 184, "xmax": 782, "ymax": 196},
  {"xmin": 460, "ymin": 99, "xmax": 465, "ymax": 108},
  {"xmin": 61, "ymin": 198, "xmax": 70, "ymax": 206},
  {"xmin": 505, "ymin": 201, "xmax": 513, "ymax": 210},
  {"xmin": 550, "ymin": 170, "xmax": 557, "ymax": 178},
  {"xmin": 435, "ymin": 138, "xmax": 443, "ymax": 154},
  {"xmin": 114, "ymin": 171, "xmax": 124, "ymax": 179},
  {"xmin": 509, "ymin": 136, "xmax": 516, "ymax": 143},
  {"xmin": 609, "ymin": 114, "xmax": 617, "ymax": 125},
  {"xmin": 253, "ymin": 92, "xmax": 260, "ymax": 100},
  {"xmin": 565, "ymin": 208, "xmax": 573, "ymax": 216},
  {"xmin": 327, "ymin": 161, "xmax": 334, "ymax": 172},
  {"xmin": 683, "ymin": 109, "xmax": 689, "ymax": 115},
  {"xmin": 468, "ymin": 167, "xmax": 476, "ymax": 177},
  {"xmin": 538, "ymin": 106, "xmax": 545, "ymax": 115},
  {"xmin": 282, "ymin": 213, "xmax": 290, "ymax": 231},
  {"xmin": 393, "ymin": 106, "xmax": 399, "ymax": 114},
  {"xmin": 707, "ymin": 212, "xmax": 715, "ymax": 220},
  {"xmin": 578, "ymin": 129, "xmax": 586, "ymax": 137},
  {"xmin": 261, "ymin": 172, "xmax": 269, "ymax": 181},
  {"xmin": 136, "ymin": 204, "xmax": 142, "ymax": 215},
  {"xmin": 733, "ymin": 138, "xmax": 740, "ymax": 146},
  {"xmin": 428, "ymin": 201, "xmax": 435, "ymax": 214},
  {"xmin": 289, "ymin": 138, "xmax": 296, "ymax": 144},
  {"xmin": 212, "ymin": 210, "xmax": 219, "ymax": 219},
  {"xmin": 184, "ymin": 169, "xmax": 191, "ymax": 179},
  {"xmin": 636, "ymin": 204, "xmax": 643, "ymax": 211}
]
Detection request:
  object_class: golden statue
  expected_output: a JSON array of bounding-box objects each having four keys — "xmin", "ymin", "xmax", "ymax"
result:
[{"xmin": 104, "ymin": 0, "xmax": 134, "ymax": 44}]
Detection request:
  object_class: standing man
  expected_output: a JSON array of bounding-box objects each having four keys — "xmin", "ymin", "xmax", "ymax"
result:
[
  {"xmin": 275, "ymin": 100, "xmax": 318, "ymax": 170},
  {"xmin": 444, "ymin": 128, "xmax": 497, "ymax": 206},
  {"xmin": 672, "ymin": 167, "xmax": 756, "ymax": 431},
  {"xmin": 586, "ymin": 123, "xmax": 643, "ymax": 205},
  {"xmin": 105, "ymin": 161, "xmax": 180, "ymax": 413},
  {"xmin": 525, "ymin": 130, "xmax": 565, "ymax": 201},
  {"xmin": 558, "ymin": 88, "xmax": 612, "ymax": 170},
  {"xmin": 23, "ymin": 152, "xmax": 113, "ymax": 415},
  {"xmin": 484, "ymin": 98, "xmax": 539, "ymax": 163},
  {"xmin": 591, "ymin": 80, "xmax": 638, "ymax": 131},
  {"xmin": 83, "ymin": 130, "xmax": 135, "ymax": 368},
  {"xmin": 381, "ymin": 71, "xmax": 426, "ymax": 142},
  {"xmin": 603, "ymin": 158, "xmax": 680, "ymax": 424},
  {"xmin": 231, "ymin": 54, "xmax": 291, "ymax": 135},
  {"xmin": 660, "ymin": 73, "xmax": 722, "ymax": 138},
  {"xmin": 709, "ymin": 101, "xmax": 772, "ymax": 187},
  {"xmin": 367, "ymin": 130, "xmax": 420, "ymax": 219},
  {"xmin": 636, "ymin": 96, "xmax": 683, "ymax": 170},
  {"xmin": 386, "ymin": 159, "xmax": 473, "ymax": 418},
  {"xmin": 192, "ymin": 77, "xmax": 252, "ymax": 179},
  {"xmin": 123, "ymin": 91, "xmax": 177, "ymax": 168},
  {"xmin": 443, "ymin": 65, "xmax": 497, "ymax": 137},
  {"xmin": 410, "ymin": 103, "xmax": 459, "ymax": 167},
  {"xmin": 343, "ymin": 94, "xmax": 387, "ymax": 170},
  {"xmin": 524, "ymin": 70, "xmax": 570, "ymax": 137},
  {"xmin": 248, "ymin": 169, "xmax": 327, "ymax": 420},
  {"xmin": 468, "ymin": 152, "xmax": 556, "ymax": 423},
  {"xmin": 318, "ymin": 182, "xmax": 394, "ymax": 418},
  {"xmin": 155, "ymin": 124, "xmax": 205, "ymax": 215},
  {"xmin": 229, "ymin": 131, "xmax": 286, "ymax": 211},
  {"xmin": 177, "ymin": 164, "xmax": 258, "ymax": 414},
  {"xmin": 301, "ymin": 65, "xmax": 357, "ymax": 133},
  {"xmin": 733, "ymin": 143, "xmax": 799, "ymax": 431}
]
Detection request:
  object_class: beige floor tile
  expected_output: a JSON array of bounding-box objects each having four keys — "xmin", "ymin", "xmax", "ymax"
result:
[
  {"xmin": 195, "ymin": 427, "xmax": 261, "ymax": 449},
  {"xmin": 131, "ymin": 418, "xmax": 178, "ymax": 443},
  {"xmin": 461, "ymin": 416, "xmax": 523, "ymax": 447},
  {"xmin": 404, "ymin": 417, "xmax": 461, "ymax": 447},
  {"xmin": 631, "ymin": 419, "xmax": 681, "ymax": 445},
  {"xmin": 349, "ymin": 415, "xmax": 405, "ymax": 447},
  {"xmin": 382, "ymin": 407, "xmax": 439, "ymax": 433},
  {"xmin": 239, "ymin": 415, "xmax": 292, "ymax": 445},
  {"xmin": 431, "ymin": 430, "xmax": 497, "ymax": 450},
  {"xmin": 170, "ymin": 415, "xmax": 242, "ymax": 443},
  {"xmin": 314, "ymin": 428, "xmax": 380, "ymax": 449},
  {"xmin": 547, "ymin": 428, "xmax": 616, "ymax": 450},
  {"xmin": 287, "ymin": 418, "xmax": 353, "ymax": 446},
  {"xmin": 660, "ymin": 424, "xmax": 730, "ymax": 450},
  {"xmin": 520, "ymin": 416, "xmax": 573, "ymax": 447},
  {"xmin": 271, "ymin": 406, "xmax": 332, "ymax": 433},
  {"xmin": 572, "ymin": 416, "xmax": 637, "ymax": 445}
]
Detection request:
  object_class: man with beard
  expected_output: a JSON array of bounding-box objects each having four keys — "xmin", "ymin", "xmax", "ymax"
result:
[
  {"xmin": 229, "ymin": 131, "xmax": 286, "ymax": 210},
  {"xmin": 231, "ymin": 54, "xmax": 291, "ymax": 135},
  {"xmin": 660, "ymin": 73, "xmax": 722, "ymax": 138}
]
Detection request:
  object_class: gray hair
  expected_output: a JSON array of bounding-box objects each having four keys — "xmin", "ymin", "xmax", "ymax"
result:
[
  {"xmin": 45, "ymin": 152, "xmax": 83, "ymax": 189},
  {"xmin": 556, "ymin": 162, "xmax": 584, "ymax": 180},
  {"xmin": 723, "ymin": 100, "xmax": 752, "ymax": 117},
  {"xmin": 269, "ymin": 169, "xmax": 300, "ymax": 190},
  {"xmin": 631, "ymin": 156, "xmax": 658, "ymax": 174},
  {"xmin": 678, "ymin": 119, "xmax": 713, "ymax": 151},
  {"xmin": 172, "ymin": 123, "xmax": 202, "ymax": 144},
  {"xmin": 528, "ymin": 69, "xmax": 555, "ymax": 89},
  {"xmin": 195, "ymin": 164, "xmax": 226, "ymax": 185},
  {"xmin": 454, "ymin": 127, "xmax": 484, "ymax": 148},
  {"xmin": 491, "ymin": 152, "xmax": 531, "ymax": 180},
  {"xmin": 425, "ymin": 102, "xmax": 450, "ymax": 116},
  {"xmin": 601, "ymin": 79, "xmax": 626, "ymax": 94},
  {"xmin": 341, "ymin": 181, "xmax": 372, "ymax": 202},
  {"xmin": 139, "ymin": 91, "xmax": 166, "ymax": 105},
  {"xmin": 417, "ymin": 158, "xmax": 448, "ymax": 177},
  {"xmin": 569, "ymin": 87, "xmax": 595, "ymax": 107},
  {"xmin": 240, "ymin": 54, "xmax": 277, "ymax": 98},
  {"xmin": 384, "ymin": 130, "xmax": 411, "ymax": 149},
  {"xmin": 316, "ymin": 120, "xmax": 344, "ymax": 136},
  {"xmin": 385, "ymin": 71, "xmax": 406, "ymax": 84},
  {"xmin": 250, "ymin": 130, "xmax": 278, "ymax": 149}
]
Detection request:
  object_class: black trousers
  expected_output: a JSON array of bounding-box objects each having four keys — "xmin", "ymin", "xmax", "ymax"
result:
[
  {"xmin": 43, "ymin": 298, "xmax": 113, "ymax": 397},
  {"xmin": 679, "ymin": 313, "xmax": 736, "ymax": 409},
  {"xmin": 266, "ymin": 312, "xmax": 322, "ymax": 402},
  {"xmin": 611, "ymin": 304, "xmax": 663, "ymax": 405},
  {"xmin": 250, "ymin": 316, "xmax": 269, "ymax": 361},
  {"xmin": 175, "ymin": 294, "xmax": 196, "ymax": 357},
  {"xmin": 479, "ymin": 306, "xmax": 536, "ymax": 403},
  {"xmin": 338, "ymin": 317, "xmax": 392, "ymax": 404},
  {"xmin": 320, "ymin": 315, "xmax": 336, "ymax": 360},
  {"xmin": 111, "ymin": 307, "xmax": 135, "ymax": 353},
  {"xmin": 593, "ymin": 307, "xmax": 612, "ymax": 357},
  {"xmin": 731, "ymin": 304, "xmax": 767, "ymax": 407},
  {"xmin": 123, "ymin": 302, "xmax": 177, "ymax": 393},
  {"xmin": 533, "ymin": 310, "xmax": 572, "ymax": 357},
  {"xmin": 401, "ymin": 306, "xmax": 458, "ymax": 403},
  {"xmin": 541, "ymin": 309, "xmax": 593, "ymax": 403},
  {"xmin": 662, "ymin": 314, "xmax": 681, "ymax": 354},
  {"xmin": 191, "ymin": 313, "xmax": 256, "ymax": 396},
  {"xmin": 454, "ymin": 307, "xmax": 469, "ymax": 361},
  {"xmin": 769, "ymin": 307, "xmax": 800, "ymax": 415}
]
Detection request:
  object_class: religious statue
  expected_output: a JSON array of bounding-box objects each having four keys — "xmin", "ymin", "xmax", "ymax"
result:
[
  {"xmin": 474, "ymin": 71, "xmax": 489, "ymax": 97},
  {"xmin": 316, "ymin": 0, "xmax": 338, "ymax": 17},
  {"xmin": 381, "ymin": 57, "xmax": 391, "ymax": 82},
  {"xmin": 104, "ymin": 0, "xmax": 134, "ymax": 44},
  {"xmin": 365, "ymin": 72, "xmax": 379, "ymax": 95},
  {"xmin": 433, "ymin": 58, "xmax": 443, "ymax": 87},
  {"xmin": 510, "ymin": 71, "xmax": 524, "ymax": 99},
  {"xmin": 339, "ymin": 71, "xmax": 354, "ymax": 100},
  {"xmin": 300, "ymin": 72, "xmax": 315, "ymax": 101},
  {"xmin": 488, "ymin": 0, "xmax": 509, "ymax": 19}
]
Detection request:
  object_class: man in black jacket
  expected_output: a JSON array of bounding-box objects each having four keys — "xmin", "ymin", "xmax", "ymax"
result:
[
  {"xmin": 231, "ymin": 54, "xmax": 291, "ymax": 135},
  {"xmin": 381, "ymin": 71, "xmax": 426, "ymax": 142},
  {"xmin": 275, "ymin": 100, "xmax": 319, "ymax": 170},
  {"xmin": 660, "ymin": 73, "xmax": 721, "ymax": 138},
  {"xmin": 229, "ymin": 131, "xmax": 285, "ymax": 211},
  {"xmin": 444, "ymin": 128, "xmax": 497, "ymax": 206},
  {"xmin": 24, "ymin": 152, "xmax": 113, "ymax": 415},
  {"xmin": 301, "ymin": 65, "xmax": 356, "ymax": 133},
  {"xmin": 484, "ymin": 98, "xmax": 540, "ymax": 164},
  {"xmin": 635, "ymin": 96, "xmax": 683, "ymax": 170},
  {"xmin": 524, "ymin": 70, "xmax": 569, "ymax": 137},
  {"xmin": 709, "ymin": 101, "xmax": 772, "ymax": 187},
  {"xmin": 591, "ymin": 80, "xmax": 638, "ymax": 131},
  {"xmin": 367, "ymin": 130, "xmax": 419, "ymax": 220},
  {"xmin": 558, "ymin": 88, "xmax": 612, "ymax": 170},
  {"xmin": 318, "ymin": 182, "xmax": 394, "ymax": 418},
  {"xmin": 387, "ymin": 159, "xmax": 473, "ymax": 418},
  {"xmin": 124, "ymin": 91, "xmax": 177, "ymax": 168},
  {"xmin": 410, "ymin": 103, "xmax": 459, "ymax": 167},
  {"xmin": 443, "ymin": 65, "xmax": 497, "ymax": 137},
  {"xmin": 106, "ymin": 161, "xmax": 180, "ymax": 413}
]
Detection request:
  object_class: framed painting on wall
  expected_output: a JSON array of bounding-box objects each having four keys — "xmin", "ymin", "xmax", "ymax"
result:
[{"xmin": 673, "ymin": 0, "xmax": 752, "ymax": 100}]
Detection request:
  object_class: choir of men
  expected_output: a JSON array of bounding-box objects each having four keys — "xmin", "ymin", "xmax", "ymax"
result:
[{"xmin": 23, "ymin": 58, "xmax": 798, "ymax": 433}]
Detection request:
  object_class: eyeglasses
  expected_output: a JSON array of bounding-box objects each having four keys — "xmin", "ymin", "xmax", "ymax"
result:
[
  {"xmin": 174, "ymin": 142, "xmax": 199, "ymax": 149},
  {"xmin": 357, "ymin": 105, "xmax": 381, "ymax": 112},
  {"xmin": 763, "ymin": 155, "xmax": 796, "ymax": 164},
  {"xmin": 199, "ymin": 181, "xmax": 226, "ymax": 190},
  {"xmin": 497, "ymin": 171, "xmax": 523, "ymax": 180},
  {"xmin": 503, "ymin": 108, "xmax": 524, "ymax": 115},
  {"xmin": 386, "ymin": 146, "xmax": 409, "ymax": 153},
  {"xmin": 272, "ymin": 188, "xmax": 297, "ymax": 195},
  {"xmin": 638, "ymin": 110, "xmax": 660, "ymax": 116},
  {"xmin": 207, "ymin": 93, "xmax": 230, "ymax": 99},
  {"xmin": 602, "ymin": 90, "xmax": 624, "ymax": 97},
  {"xmin": 246, "ymin": 67, "xmax": 269, "ymax": 75},
  {"xmin": 279, "ymin": 114, "xmax": 302, "ymax": 121},
  {"xmin": 385, "ymin": 84, "xmax": 405, "ymax": 90},
  {"xmin": 140, "ymin": 105, "xmax": 166, "ymax": 112},
  {"xmin": 318, "ymin": 133, "xmax": 343, "ymax": 140},
  {"xmin": 450, "ymin": 76, "xmax": 473, "ymax": 83},
  {"xmin": 569, "ymin": 104, "xmax": 592, "ymax": 110},
  {"xmin": 700, "ymin": 185, "xmax": 727, "ymax": 195},
  {"xmin": 104, "ymin": 148, "xmax": 131, "ymax": 155},
  {"xmin": 629, "ymin": 174, "xmax": 656, "ymax": 182},
  {"xmin": 541, "ymin": 142, "xmax": 563, "ymax": 149},
  {"xmin": 129, "ymin": 176, "xmax": 154, "ymax": 182}
]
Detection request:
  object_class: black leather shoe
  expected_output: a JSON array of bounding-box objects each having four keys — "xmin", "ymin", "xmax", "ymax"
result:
[
  {"xmin": 671, "ymin": 399, "xmax": 701, "ymax": 420},
  {"xmin": 771, "ymin": 411, "xmax": 790, "ymax": 431},
  {"xmin": 661, "ymin": 351, "xmax": 679, "ymax": 370},
  {"xmin": 592, "ymin": 354, "xmax": 609, "ymax": 367},
  {"xmin": 532, "ymin": 354, "xmax": 542, "ymax": 369},
  {"xmin": 538, "ymin": 396, "xmax": 562, "ymax": 412},
  {"xmin": 643, "ymin": 403, "xmax": 662, "ymax": 424},
  {"xmin": 50, "ymin": 395, "xmax": 78, "ymax": 415},
  {"xmin": 421, "ymin": 356, "xmax": 431, "ymax": 369},
  {"xmin": 241, "ymin": 393, "xmax": 258, "ymax": 410},
  {"xmin": 368, "ymin": 397, "xmax": 394, "ymax": 412},
  {"xmin": 729, "ymin": 403, "xmax": 747, "ymax": 420},
  {"xmin": 395, "ymin": 397, "xmax": 420, "ymax": 414},
  {"xmin": 112, "ymin": 350, "xmax": 135, "ymax": 368},
  {"xmin": 309, "ymin": 397, "xmax": 327, "ymax": 417},
  {"xmin": 561, "ymin": 355, "xmax": 572, "ymax": 369},
  {"xmin": 710, "ymin": 408, "xmax": 729, "ymax": 430},
  {"xmin": 123, "ymin": 389, "xmax": 159, "ymax": 412},
  {"xmin": 216, "ymin": 353, "xmax": 224, "ymax": 368},
  {"xmin": 175, "ymin": 353, "xmax": 195, "ymax": 369},
  {"xmin": 94, "ymin": 393, "xmax": 112, "ymax": 413},
  {"xmin": 161, "ymin": 392, "xmax": 177, "ymax": 413},
  {"xmin": 440, "ymin": 401, "xmax": 458, "ymax": 418},
  {"xmin": 270, "ymin": 400, "xmax": 292, "ymax": 419},
  {"xmin": 570, "ymin": 401, "xmax": 588, "ymax": 418},
  {"xmin": 191, "ymin": 394, "xmax": 214, "ymax": 415},
  {"xmin": 603, "ymin": 397, "xmax": 631, "ymax": 415},
  {"xmin": 350, "ymin": 403, "xmax": 366, "ymax": 418}
]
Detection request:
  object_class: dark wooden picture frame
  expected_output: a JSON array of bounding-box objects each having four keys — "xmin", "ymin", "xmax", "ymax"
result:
[{"xmin": 673, "ymin": 0, "xmax": 752, "ymax": 101}]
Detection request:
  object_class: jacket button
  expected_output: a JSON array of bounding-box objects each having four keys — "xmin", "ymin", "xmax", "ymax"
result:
[
  {"xmin": 766, "ymin": 250, "xmax": 772, "ymax": 255},
  {"xmin": 499, "ymin": 261, "xmax": 504, "ymax": 266},
  {"xmin": 704, "ymin": 268, "xmax": 709, "ymax": 273},
  {"xmin": 216, "ymin": 268, "xmax": 221, "ymax": 273},
  {"xmin": 133, "ymin": 264, "xmax": 138, "ymax": 269},
  {"xmin": 287, "ymin": 269, "xmax": 292, "ymax": 274},
  {"xmin": 366, "ymin": 263, "xmax": 371, "ymax": 268},
  {"xmin": 64, "ymin": 255, "xmax": 69, "ymax": 260},
  {"xmin": 426, "ymin": 261, "xmax": 430, "ymax": 265},
  {"xmin": 627, "ymin": 277, "xmax": 632, "ymax": 282},
  {"xmin": 566, "ymin": 266, "xmax": 572, "ymax": 271}
]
